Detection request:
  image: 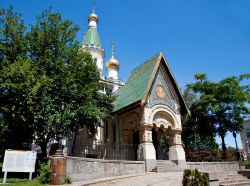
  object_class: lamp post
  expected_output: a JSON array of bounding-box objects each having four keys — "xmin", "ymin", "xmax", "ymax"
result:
[
  {"xmin": 51, "ymin": 101, "xmax": 66, "ymax": 185},
  {"xmin": 54, "ymin": 101, "xmax": 65, "ymax": 157}
]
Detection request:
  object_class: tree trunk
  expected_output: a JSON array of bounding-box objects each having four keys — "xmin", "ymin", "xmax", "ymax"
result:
[
  {"xmin": 39, "ymin": 141, "xmax": 48, "ymax": 162},
  {"xmin": 233, "ymin": 132, "xmax": 238, "ymax": 150},
  {"xmin": 233, "ymin": 132, "xmax": 240, "ymax": 160},
  {"xmin": 221, "ymin": 135, "xmax": 227, "ymax": 161}
]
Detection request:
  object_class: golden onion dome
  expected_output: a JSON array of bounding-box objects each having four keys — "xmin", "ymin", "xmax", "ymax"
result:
[
  {"xmin": 106, "ymin": 42, "xmax": 119, "ymax": 69},
  {"xmin": 88, "ymin": 13, "xmax": 98, "ymax": 22},
  {"xmin": 106, "ymin": 56, "xmax": 119, "ymax": 69}
]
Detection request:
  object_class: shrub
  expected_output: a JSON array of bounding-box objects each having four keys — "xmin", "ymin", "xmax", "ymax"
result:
[
  {"xmin": 244, "ymin": 160, "xmax": 250, "ymax": 169},
  {"xmin": 64, "ymin": 176, "xmax": 72, "ymax": 184},
  {"xmin": 182, "ymin": 169, "xmax": 209, "ymax": 186},
  {"xmin": 37, "ymin": 163, "xmax": 51, "ymax": 184}
]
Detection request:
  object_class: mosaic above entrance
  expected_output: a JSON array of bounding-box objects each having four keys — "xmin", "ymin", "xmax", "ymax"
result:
[{"xmin": 147, "ymin": 69, "xmax": 179, "ymax": 114}]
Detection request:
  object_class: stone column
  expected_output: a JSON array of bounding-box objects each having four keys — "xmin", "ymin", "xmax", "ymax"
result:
[
  {"xmin": 137, "ymin": 124, "xmax": 156, "ymax": 172},
  {"xmin": 168, "ymin": 130, "xmax": 186, "ymax": 167}
]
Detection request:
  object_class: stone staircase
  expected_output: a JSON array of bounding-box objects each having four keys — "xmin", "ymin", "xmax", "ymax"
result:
[
  {"xmin": 156, "ymin": 160, "xmax": 183, "ymax": 172},
  {"xmin": 219, "ymin": 171, "xmax": 250, "ymax": 186}
]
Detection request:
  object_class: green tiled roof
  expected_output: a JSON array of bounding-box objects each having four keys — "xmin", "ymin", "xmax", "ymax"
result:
[
  {"xmin": 113, "ymin": 53, "xmax": 162, "ymax": 112},
  {"xmin": 83, "ymin": 27, "xmax": 102, "ymax": 47}
]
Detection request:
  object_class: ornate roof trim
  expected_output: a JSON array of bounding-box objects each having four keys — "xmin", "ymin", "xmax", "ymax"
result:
[{"xmin": 112, "ymin": 52, "xmax": 189, "ymax": 115}]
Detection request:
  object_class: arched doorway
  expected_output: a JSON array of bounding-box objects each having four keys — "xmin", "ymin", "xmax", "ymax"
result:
[
  {"xmin": 152, "ymin": 128, "xmax": 158, "ymax": 159},
  {"xmin": 133, "ymin": 131, "xmax": 139, "ymax": 160},
  {"xmin": 151, "ymin": 111, "xmax": 175, "ymax": 160},
  {"xmin": 122, "ymin": 112, "xmax": 140, "ymax": 160},
  {"xmin": 152, "ymin": 127, "xmax": 170, "ymax": 160}
]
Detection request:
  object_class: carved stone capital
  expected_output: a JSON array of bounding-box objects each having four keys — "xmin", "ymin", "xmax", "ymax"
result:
[
  {"xmin": 170, "ymin": 134, "xmax": 182, "ymax": 145},
  {"xmin": 137, "ymin": 124, "xmax": 153, "ymax": 143},
  {"xmin": 138, "ymin": 123, "xmax": 153, "ymax": 132}
]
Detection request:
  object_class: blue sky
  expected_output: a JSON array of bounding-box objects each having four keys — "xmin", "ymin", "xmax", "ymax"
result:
[{"xmin": 1, "ymin": 0, "xmax": 250, "ymax": 148}]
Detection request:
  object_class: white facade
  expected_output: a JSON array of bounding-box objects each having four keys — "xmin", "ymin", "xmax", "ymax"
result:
[
  {"xmin": 107, "ymin": 66, "xmax": 118, "ymax": 80},
  {"xmin": 240, "ymin": 119, "xmax": 250, "ymax": 160},
  {"xmin": 88, "ymin": 19, "xmax": 97, "ymax": 28},
  {"xmin": 73, "ymin": 10, "xmax": 187, "ymax": 172},
  {"xmin": 82, "ymin": 12, "xmax": 105, "ymax": 79},
  {"xmin": 85, "ymin": 46, "xmax": 105, "ymax": 78}
]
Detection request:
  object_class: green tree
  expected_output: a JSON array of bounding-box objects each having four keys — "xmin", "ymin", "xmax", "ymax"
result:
[
  {"xmin": 27, "ymin": 9, "xmax": 114, "ymax": 158},
  {"xmin": 0, "ymin": 7, "xmax": 114, "ymax": 159},
  {"xmin": 182, "ymin": 88, "xmax": 217, "ymax": 160},
  {"xmin": 0, "ymin": 6, "xmax": 34, "ymax": 152},
  {"xmin": 187, "ymin": 74, "xmax": 250, "ymax": 160}
]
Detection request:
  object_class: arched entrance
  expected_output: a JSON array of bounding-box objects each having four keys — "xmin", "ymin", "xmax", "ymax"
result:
[
  {"xmin": 152, "ymin": 111, "xmax": 175, "ymax": 160},
  {"xmin": 122, "ymin": 112, "xmax": 140, "ymax": 160},
  {"xmin": 152, "ymin": 127, "xmax": 170, "ymax": 160},
  {"xmin": 133, "ymin": 131, "xmax": 139, "ymax": 160}
]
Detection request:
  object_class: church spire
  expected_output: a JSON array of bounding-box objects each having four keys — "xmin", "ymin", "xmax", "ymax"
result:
[
  {"xmin": 82, "ymin": 7, "xmax": 105, "ymax": 79},
  {"xmin": 106, "ymin": 42, "xmax": 119, "ymax": 81},
  {"xmin": 111, "ymin": 41, "xmax": 115, "ymax": 58}
]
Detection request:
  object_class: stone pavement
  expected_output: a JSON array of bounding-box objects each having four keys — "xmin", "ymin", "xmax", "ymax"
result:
[{"xmin": 70, "ymin": 172, "xmax": 183, "ymax": 186}]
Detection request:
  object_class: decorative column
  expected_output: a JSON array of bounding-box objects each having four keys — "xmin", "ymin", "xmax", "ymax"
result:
[
  {"xmin": 137, "ymin": 124, "xmax": 156, "ymax": 172},
  {"xmin": 168, "ymin": 130, "xmax": 186, "ymax": 166}
]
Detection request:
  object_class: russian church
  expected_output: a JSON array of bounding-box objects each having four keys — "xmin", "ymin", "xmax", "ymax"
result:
[{"xmin": 71, "ymin": 10, "xmax": 188, "ymax": 171}]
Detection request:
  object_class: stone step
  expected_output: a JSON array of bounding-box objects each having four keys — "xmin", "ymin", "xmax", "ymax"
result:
[
  {"xmin": 157, "ymin": 167, "xmax": 184, "ymax": 172},
  {"xmin": 157, "ymin": 164, "xmax": 178, "ymax": 167},
  {"xmin": 157, "ymin": 168, "xmax": 184, "ymax": 173},
  {"xmin": 220, "ymin": 179, "xmax": 250, "ymax": 185},
  {"xmin": 156, "ymin": 160, "xmax": 182, "ymax": 173},
  {"xmin": 220, "ymin": 181, "xmax": 250, "ymax": 186},
  {"xmin": 221, "ymin": 175, "xmax": 246, "ymax": 181},
  {"xmin": 219, "ymin": 172, "xmax": 250, "ymax": 186},
  {"xmin": 157, "ymin": 161, "xmax": 177, "ymax": 166},
  {"xmin": 218, "ymin": 171, "xmax": 239, "ymax": 176}
]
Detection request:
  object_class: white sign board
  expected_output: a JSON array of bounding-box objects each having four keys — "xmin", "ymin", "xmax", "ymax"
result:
[{"xmin": 2, "ymin": 150, "xmax": 37, "ymax": 173}]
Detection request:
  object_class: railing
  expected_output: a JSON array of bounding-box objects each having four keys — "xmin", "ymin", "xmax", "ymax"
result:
[
  {"xmin": 185, "ymin": 148, "xmax": 238, "ymax": 162},
  {"xmin": 70, "ymin": 141, "xmax": 138, "ymax": 161},
  {"xmin": 156, "ymin": 146, "xmax": 169, "ymax": 160}
]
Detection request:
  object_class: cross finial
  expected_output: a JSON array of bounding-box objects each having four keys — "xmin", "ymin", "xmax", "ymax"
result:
[
  {"xmin": 92, "ymin": 2, "xmax": 96, "ymax": 13},
  {"xmin": 111, "ymin": 41, "xmax": 115, "ymax": 57}
]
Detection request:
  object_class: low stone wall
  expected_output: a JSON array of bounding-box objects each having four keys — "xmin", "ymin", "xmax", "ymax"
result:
[
  {"xmin": 66, "ymin": 156, "xmax": 145, "ymax": 182},
  {"xmin": 187, "ymin": 162, "xmax": 239, "ymax": 172}
]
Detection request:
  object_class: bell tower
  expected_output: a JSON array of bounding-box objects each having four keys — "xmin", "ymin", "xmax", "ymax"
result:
[
  {"xmin": 106, "ymin": 43, "xmax": 120, "ymax": 92},
  {"xmin": 82, "ymin": 8, "xmax": 105, "ymax": 79}
]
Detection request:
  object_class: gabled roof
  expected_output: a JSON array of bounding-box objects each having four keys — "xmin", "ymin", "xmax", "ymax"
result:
[
  {"xmin": 113, "ymin": 52, "xmax": 189, "ymax": 115},
  {"xmin": 83, "ymin": 27, "xmax": 102, "ymax": 47}
]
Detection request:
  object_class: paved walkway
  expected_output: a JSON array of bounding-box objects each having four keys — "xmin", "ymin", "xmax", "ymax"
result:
[{"xmin": 71, "ymin": 172, "xmax": 183, "ymax": 186}]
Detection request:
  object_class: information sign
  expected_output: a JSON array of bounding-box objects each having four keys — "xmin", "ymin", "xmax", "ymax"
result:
[{"xmin": 2, "ymin": 150, "xmax": 37, "ymax": 184}]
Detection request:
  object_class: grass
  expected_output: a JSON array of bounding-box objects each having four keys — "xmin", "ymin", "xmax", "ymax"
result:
[
  {"xmin": 0, "ymin": 161, "xmax": 46, "ymax": 185},
  {"xmin": 0, "ymin": 178, "xmax": 48, "ymax": 186}
]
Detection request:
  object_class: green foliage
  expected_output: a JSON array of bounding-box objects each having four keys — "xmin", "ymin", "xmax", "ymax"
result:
[
  {"xmin": 0, "ymin": 6, "xmax": 34, "ymax": 151},
  {"xmin": 244, "ymin": 160, "xmax": 250, "ymax": 169},
  {"xmin": 64, "ymin": 176, "xmax": 72, "ymax": 184},
  {"xmin": 182, "ymin": 169, "xmax": 209, "ymax": 186},
  {"xmin": 159, "ymin": 135, "xmax": 170, "ymax": 148},
  {"xmin": 183, "ymin": 73, "xmax": 250, "ymax": 160},
  {"xmin": 182, "ymin": 88, "xmax": 217, "ymax": 153},
  {"xmin": 37, "ymin": 163, "xmax": 51, "ymax": 184},
  {"xmin": 0, "ymin": 6, "xmax": 115, "ymax": 159}
]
